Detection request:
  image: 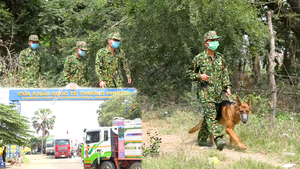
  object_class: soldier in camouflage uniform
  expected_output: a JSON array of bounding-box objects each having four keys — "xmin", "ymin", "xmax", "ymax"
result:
[
  {"xmin": 187, "ymin": 31, "xmax": 232, "ymax": 151},
  {"xmin": 63, "ymin": 41, "xmax": 89, "ymax": 87},
  {"xmin": 19, "ymin": 35, "xmax": 42, "ymax": 87},
  {"xmin": 95, "ymin": 32, "xmax": 131, "ymax": 88}
]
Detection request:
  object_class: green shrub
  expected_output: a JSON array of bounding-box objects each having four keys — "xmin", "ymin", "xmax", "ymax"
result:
[
  {"xmin": 96, "ymin": 92, "xmax": 141, "ymax": 126},
  {"xmin": 142, "ymin": 130, "xmax": 162, "ymax": 157}
]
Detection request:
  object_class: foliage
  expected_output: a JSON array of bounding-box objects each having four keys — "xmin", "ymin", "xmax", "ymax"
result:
[
  {"xmin": 232, "ymin": 158, "xmax": 282, "ymax": 169},
  {"xmin": 29, "ymin": 135, "xmax": 55, "ymax": 150},
  {"xmin": 0, "ymin": 0, "xmax": 270, "ymax": 99},
  {"xmin": 142, "ymin": 104, "xmax": 300, "ymax": 168},
  {"xmin": 0, "ymin": 0, "xmax": 299, "ymax": 121},
  {"xmin": 21, "ymin": 150, "xmax": 30, "ymax": 164},
  {"xmin": 122, "ymin": 0, "xmax": 268, "ymax": 103},
  {"xmin": 31, "ymin": 108, "xmax": 56, "ymax": 154},
  {"xmin": 142, "ymin": 130, "xmax": 162, "ymax": 157},
  {"xmin": 97, "ymin": 92, "xmax": 141, "ymax": 126},
  {"xmin": 29, "ymin": 137, "xmax": 40, "ymax": 150},
  {"xmin": 143, "ymin": 153, "xmax": 281, "ymax": 169},
  {"xmin": 0, "ymin": 103, "xmax": 32, "ymax": 146},
  {"xmin": 32, "ymin": 108, "xmax": 56, "ymax": 136}
]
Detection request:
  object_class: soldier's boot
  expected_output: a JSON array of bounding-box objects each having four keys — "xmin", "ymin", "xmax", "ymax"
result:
[
  {"xmin": 215, "ymin": 138, "xmax": 226, "ymax": 151},
  {"xmin": 197, "ymin": 139, "xmax": 213, "ymax": 147},
  {"xmin": 197, "ymin": 130, "xmax": 212, "ymax": 147},
  {"xmin": 197, "ymin": 128, "xmax": 212, "ymax": 147}
]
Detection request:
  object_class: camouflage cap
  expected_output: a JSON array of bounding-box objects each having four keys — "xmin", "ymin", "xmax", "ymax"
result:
[
  {"xmin": 76, "ymin": 41, "xmax": 88, "ymax": 50},
  {"xmin": 29, "ymin": 35, "xmax": 39, "ymax": 41},
  {"xmin": 203, "ymin": 31, "xmax": 220, "ymax": 42},
  {"xmin": 107, "ymin": 32, "xmax": 121, "ymax": 40}
]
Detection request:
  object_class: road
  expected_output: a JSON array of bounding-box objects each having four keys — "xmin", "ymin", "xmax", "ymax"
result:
[{"xmin": 5, "ymin": 155, "xmax": 84, "ymax": 169}]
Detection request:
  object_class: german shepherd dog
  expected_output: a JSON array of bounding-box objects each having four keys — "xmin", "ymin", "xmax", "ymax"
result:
[{"xmin": 189, "ymin": 96, "xmax": 251, "ymax": 149}]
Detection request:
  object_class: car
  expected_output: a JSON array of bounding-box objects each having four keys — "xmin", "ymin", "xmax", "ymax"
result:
[{"xmin": 23, "ymin": 147, "xmax": 31, "ymax": 155}]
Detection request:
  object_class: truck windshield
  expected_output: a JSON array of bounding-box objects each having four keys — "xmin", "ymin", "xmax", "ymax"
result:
[
  {"xmin": 56, "ymin": 139, "xmax": 69, "ymax": 145},
  {"xmin": 46, "ymin": 143, "xmax": 53, "ymax": 147},
  {"xmin": 86, "ymin": 131, "xmax": 100, "ymax": 144}
]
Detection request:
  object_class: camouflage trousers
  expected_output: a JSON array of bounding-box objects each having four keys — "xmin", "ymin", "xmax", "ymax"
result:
[
  {"xmin": 105, "ymin": 78, "xmax": 123, "ymax": 88},
  {"xmin": 20, "ymin": 76, "xmax": 40, "ymax": 88},
  {"xmin": 197, "ymin": 102, "xmax": 223, "ymax": 143}
]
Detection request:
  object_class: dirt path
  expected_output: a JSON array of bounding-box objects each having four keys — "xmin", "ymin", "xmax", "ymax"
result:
[{"xmin": 142, "ymin": 121, "xmax": 283, "ymax": 167}]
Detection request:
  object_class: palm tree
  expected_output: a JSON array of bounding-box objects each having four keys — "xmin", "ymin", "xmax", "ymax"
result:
[{"xmin": 31, "ymin": 108, "xmax": 56, "ymax": 154}]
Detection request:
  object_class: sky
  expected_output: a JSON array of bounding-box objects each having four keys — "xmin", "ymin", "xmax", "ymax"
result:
[{"xmin": 0, "ymin": 87, "xmax": 104, "ymax": 143}]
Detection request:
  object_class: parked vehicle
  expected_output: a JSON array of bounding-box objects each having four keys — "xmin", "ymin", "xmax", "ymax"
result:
[
  {"xmin": 46, "ymin": 137, "xmax": 55, "ymax": 156},
  {"xmin": 54, "ymin": 138, "xmax": 71, "ymax": 158},
  {"xmin": 23, "ymin": 147, "xmax": 31, "ymax": 155},
  {"xmin": 82, "ymin": 117, "xmax": 142, "ymax": 169}
]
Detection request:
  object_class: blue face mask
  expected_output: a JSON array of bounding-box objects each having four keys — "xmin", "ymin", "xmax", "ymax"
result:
[
  {"xmin": 111, "ymin": 41, "xmax": 120, "ymax": 49},
  {"xmin": 30, "ymin": 43, "xmax": 39, "ymax": 50},
  {"xmin": 78, "ymin": 49, "xmax": 86, "ymax": 56}
]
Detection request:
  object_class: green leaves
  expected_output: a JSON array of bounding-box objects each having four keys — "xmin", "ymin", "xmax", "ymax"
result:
[
  {"xmin": 142, "ymin": 130, "xmax": 162, "ymax": 157},
  {"xmin": 31, "ymin": 108, "xmax": 56, "ymax": 136},
  {"xmin": 96, "ymin": 92, "xmax": 141, "ymax": 126},
  {"xmin": 31, "ymin": 108, "xmax": 56, "ymax": 154},
  {"xmin": 0, "ymin": 104, "xmax": 32, "ymax": 146},
  {"xmin": 121, "ymin": 0, "xmax": 268, "ymax": 103}
]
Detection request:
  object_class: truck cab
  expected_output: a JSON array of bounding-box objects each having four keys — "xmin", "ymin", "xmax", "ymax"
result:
[
  {"xmin": 82, "ymin": 117, "xmax": 142, "ymax": 169},
  {"xmin": 46, "ymin": 138, "xmax": 55, "ymax": 155},
  {"xmin": 83, "ymin": 128, "xmax": 111, "ymax": 159},
  {"xmin": 55, "ymin": 138, "xmax": 71, "ymax": 158}
]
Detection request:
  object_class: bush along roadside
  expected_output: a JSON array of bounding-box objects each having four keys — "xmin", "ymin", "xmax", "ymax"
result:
[{"xmin": 142, "ymin": 130, "xmax": 162, "ymax": 157}]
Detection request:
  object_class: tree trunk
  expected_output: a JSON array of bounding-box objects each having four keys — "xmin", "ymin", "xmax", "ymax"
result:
[
  {"xmin": 268, "ymin": 11, "xmax": 277, "ymax": 128},
  {"xmin": 41, "ymin": 131, "xmax": 44, "ymax": 155},
  {"xmin": 254, "ymin": 52, "xmax": 261, "ymax": 82}
]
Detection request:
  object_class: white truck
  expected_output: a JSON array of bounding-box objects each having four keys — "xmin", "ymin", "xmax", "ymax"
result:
[
  {"xmin": 46, "ymin": 137, "xmax": 55, "ymax": 156},
  {"xmin": 82, "ymin": 117, "xmax": 142, "ymax": 169}
]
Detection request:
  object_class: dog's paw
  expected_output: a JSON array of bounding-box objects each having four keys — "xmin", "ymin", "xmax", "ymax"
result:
[{"xmin": 238, "ymin": 144, "xmax": 247, "ymax": 149}]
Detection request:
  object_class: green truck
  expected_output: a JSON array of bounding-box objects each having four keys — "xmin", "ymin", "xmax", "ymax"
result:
[{"xmin": 82, "ymin": 117, "xmax": 142, "ymax": 169}]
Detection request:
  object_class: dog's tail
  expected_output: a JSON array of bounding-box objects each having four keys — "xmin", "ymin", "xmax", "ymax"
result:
[{"xmin": 188, "ymin": 120, "xmax": 202, "ymax": 134}]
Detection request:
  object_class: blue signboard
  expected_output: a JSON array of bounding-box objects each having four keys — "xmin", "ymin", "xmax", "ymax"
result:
[{"xmin": 9, "ymin": 88, "xmax": 137, "ymax": 101}]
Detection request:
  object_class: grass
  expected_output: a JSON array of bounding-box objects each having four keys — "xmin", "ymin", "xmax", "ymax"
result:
[
  {"xmin": 143, "ymin": 150, "xmax": 282, "ymax": 169},
  {"xmin": 142, "ymin": 149, "xmax": 226, "ymax": 169},
  {"xmin": 142, "ymin": 106, "xmax": 300, "ymax": 169},
  {"xmin": 21, "ymin": 151, "xmax": 30, "ymax": 164},
  {"xmin": 231, "ymin": 158, "xmax": 283, "ymax": 169}
]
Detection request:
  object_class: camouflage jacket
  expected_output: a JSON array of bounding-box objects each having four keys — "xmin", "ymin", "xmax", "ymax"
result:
[
  {"xmin": 187, "ymin": 50, "xmax": 232, "ymax": 103},
  {"xmin": 95, "ymin": 47, "xmax": 131, "ymax": 88},
  {"xmin": 19, "ymin": 47, "xmax": 42, "ymax": 86},
  {"xmin": 63, "ymin": 54, "xmax": 89, "ymax": 87}
]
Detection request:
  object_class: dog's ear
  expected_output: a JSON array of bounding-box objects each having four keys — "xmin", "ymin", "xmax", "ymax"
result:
[
  {"xmin": 247, "ymin": 98, "xmax": 251, "ymax": 106},
  {"xmin": 236, "ymin": 96, "xmax": 241, "ymax": 106}
]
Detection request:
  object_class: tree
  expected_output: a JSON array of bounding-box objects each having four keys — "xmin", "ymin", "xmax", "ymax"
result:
[
  {"xmin": 122, "ymin": 0, "xmax": 268, "ymax": 103},
  {"xmin": 31, "ymin": 108, "xmax": 56, "ymax": 155},
  {"xmin": 256, "ymin": 0, "xmax": 300, "ymax": 41},
  {"xmin": 30, "ymin": 135, "xmax": 54, "ymax": 154},
  {"xmin": 254, "ymin": 0, "xmax": 300, "ymax": 83},
  {"xmin": 268, "ymin": 11, "xmax": 277, "ymax": 128},
  {"xmin": 30, "ymin": 137, "xmax": 40, "ymax": 153},
  {"xmin": 0, "ymin": 103, "xmax": 32, "ymax": 146},
  {"xmin": 97, "ymin": 92, "xmax": 141, "ymax": 126}
]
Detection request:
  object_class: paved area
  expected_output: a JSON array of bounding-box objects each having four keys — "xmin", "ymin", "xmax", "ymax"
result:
[{"xmin": 3, "ymin": 154, "xmax": 83, "ymax": 169}]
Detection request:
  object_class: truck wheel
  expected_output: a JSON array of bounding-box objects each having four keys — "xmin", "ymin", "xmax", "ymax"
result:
[
  {"xmin": 130, "ymin": 162, "xmax": 141, "ymax": 169},
  {"xmin": 100, "ymin": 161, "xmax": 116, "ymax": 169}
]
